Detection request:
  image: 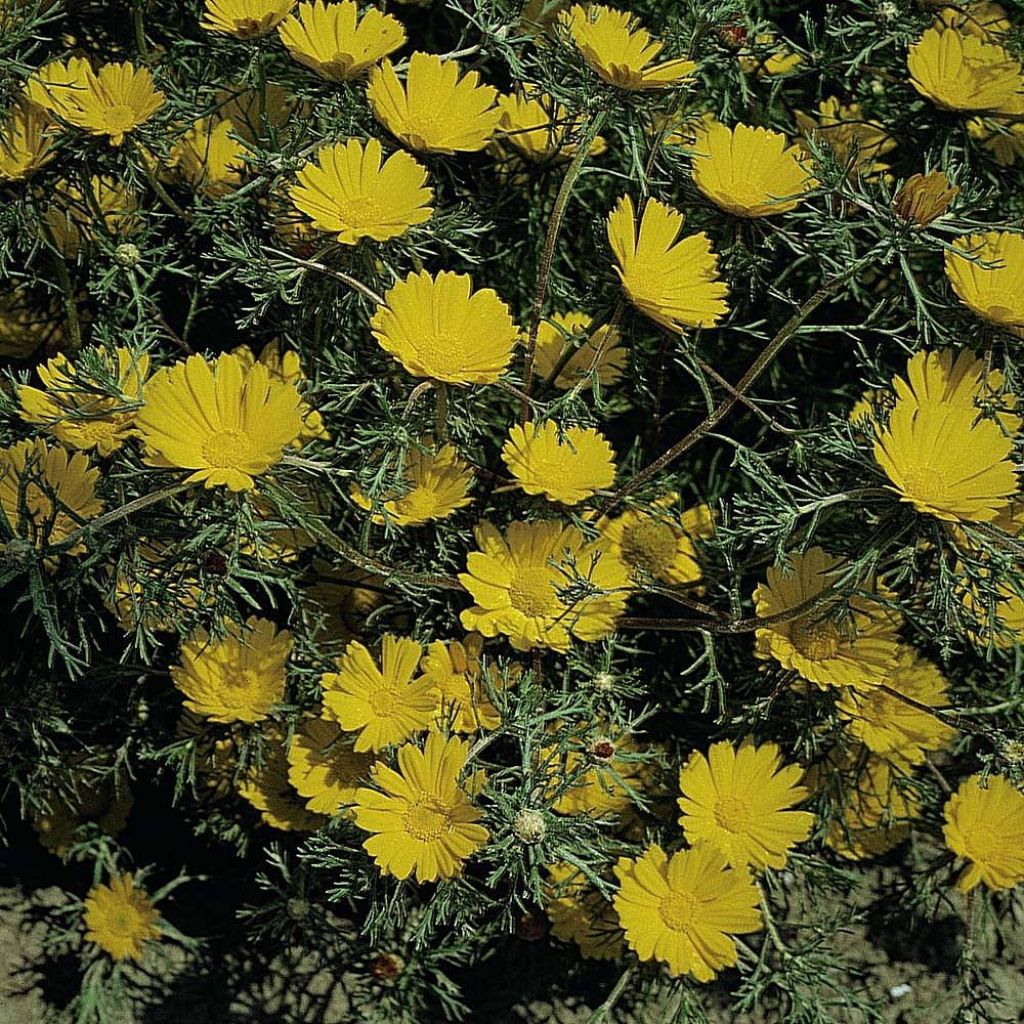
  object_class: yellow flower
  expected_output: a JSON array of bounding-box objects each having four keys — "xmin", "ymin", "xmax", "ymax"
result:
[
  {"xmin": 350, "ymin": 442, "xmax": 474, "ymax": 526},
  {"xmin": 872, "ymin": 349, "xmax": 1019, "ymax": 523},
  {"xmin": 237, "ymin": 727, "xmax": 326, "ymax": 831},
  {"xmin": 320, "ymin": 635, "xmax": 434, "ymax": 752},
  {"xmin": 135, "ymin": 352, "xmax": 304, "ymax": 491},
  {"xmin": 753, "ymin": 546, "xmax": 902, "ymax": 691},
  {"xmin": 286, "ymin": 716, "xmax": 375, "ymax": 815},
  {"xmin": 29, "ymin": 60, "xmax": 165, "ymax": 146},
  {"xmin": 459, "ymin": 519, "xmax": 631, "ymax": 652},
  {"xmin": 352, "ymin": 731, "xmax": 489, "ymax": 882},
  {"xmin": 0, "ymin": 98, "xmax": 55, "ymax": 182},
  {"xmin": 944, "ymin": 774, "xmax": 1024, "ymax": 891},
  {"xmin": 794, "ymin": 97, "xmax": 895, "ymax": 181},
  {"xmin": 944, "ymin": 231, "xmax": 1024, "ymax": 330},
  {"xmin": 367, "ymin": 53, "xmax": 501, "ymax": 154},
  {"xmin": 559, "ymin": 5, "xmax": 696, "ymax": 90},
  {"xmin": 836, "ymin": 647, "xmax": 956, "ymax": 765},
  {"xmin": 494, "ymin": 90, "xmax": 605, "ymax": 163},
  {"xmin": 0, "ymin": 439, "xmax": 103, "ymax": 558},
  {"xmin": 216, "ymin": 83, "xmax": 298, "ymax": 143},
  {"xmin": 172, "ymin": 616, "xmax": 291, "ymax": 724},
  {"xmin": 678, "ymin": 739, "xmax": 814, "ymax": 871},
  {"xmin": 19, "ymin": 345, "xmax": 149, "ymax": 456},
  {"xmin": 968, "ymin": 104, "xmax": 1024, "ymax": 166},
  {"xmin": 936, "ymin": 2, "xmax": 1011, "ymax": 38},
  {"xmin": 908, "ymin": 25, "xmax": 1023, "ymax": 112},
  {"xmin": 613, "ymin": 843, "xmax": 762, "ymax": 982},
  {"xmin": 501, "ymin": 421, "xmax": 615, "ymax": 505},
  {"xmin": 546, "ymin": 863, "xmax": 625, "ymax": 960},
  {"xmin": 201, "ymin": 0, "xmax": 294, "ymax": 37},
  {"xmin": 167, "ymin": 117, "xmax": 247, "ymax": 197},
  {"xmin": 289, "ymin": 137, "xmax": 432, "ymax": 244},
  {"xmin": 83, "ymin": 874, "xmax": 160, "ymax": 963},
  {"xmin": 278, "ymin": 0, "xmax": 405, "ymax": 80},
  {"xmin": 893, "ymin": 170, "xmax": 959, "ymax": 225},
  {"xmin": 607, "ymin": 195, "xmax": 729, "ymax": 333},
  {"xmin": 41, "ymin": 175, "xmax": 140, "ymax": 259},
  {"xmin": 0, "ymin": 287, "xmax": 66, "ymax": 359},
  {"xmin": 599, "ymin": 495, "xmax": 713, "ymax": 585},
  {"xmin": 691, "ymin": 121, "xmax": 816, "ymax": 218},
  {"xmin": 419, "ymin": 636, "xmax": 504, "ymax": 733},
  {"xmin": 371, "ymin": 269, "xmax": 519, "ymax": 385},
  {"xmin": 738, "ymin": 33, "xmax": 803, "ymax": 77},
  {"xmin": 958, "ymin": 501, "xmax": 1024, "ymax": 647},
  {"xmin": 531, "ymin": 311, "xmax": 626, "ymax": 391}
]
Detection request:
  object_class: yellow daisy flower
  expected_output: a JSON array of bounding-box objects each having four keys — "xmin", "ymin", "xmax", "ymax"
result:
[
  {"xmin": 559, "ymin": 5, "xmax": 696, "ymax": 90},
  {"xmin": 419, "ymin": 635, "xmax": 504, "ymax": 733},
  {"xmin": 278, "ymin": 0, "xmax": 405, "ymax": 80},
  {"xmin": 0, "ymin": 439, "xmax": 103, "ymax": 558},
  {"xmin": 738, "ymin": 32, "xmax": 803, "ymax": 77},
  {"xmin": 289, "ymin": 137, "xmax": 432, "ymax": 245},
  {"xmin": 968, "ymin": 103, "xmax": 1024, "ymax": 166},
  {"xmin": 320, "ymin": 635, "xmax": 434, "ymax": 752},
  {"xmin": 371, "ymin": 269, "xmax": 519, "ymax": 385},
  {"xmin": 600, "ymin": 495, "xmax": 713, "ymax": 585},
  {"xmin": 135, "ymin": 352, "xmax": 303, "ymax": 491},
  {"xmin": 944, "ymin": 774, "xmax": 1024, "ymax": 891},
  {"xmin": 167, "ymin": 116, "xmax": 247, "ymax": 197},
  {"xmin": 352, "ymin": 731, "xmax": 489, "ymax": 882},
  {"xmin": 937, "ymin": 1, "xmax": 1011, "ymax": 38},
  {"xmin": 613, "ymin": 842, "xmax": 762, "ymax": 982},
  {"xmin": 201, "ymin": 0, "xmax": 294, "ymax": 38},
  {"xmin": 753, "ymin": 546, "xmax": 902, "ymax": 691},
  {"xmin": 18, "ymin": 345, "xmax": 149, "ymax": 456},
  {"xmin": 237, "ymin": 727, "xmax": 326, "ymax": 831},
  {"xmin": 367, "ymin": 53, "xmax": 501, "ymax": 154},
  {"xmin": 794, "ymin": 97, "xmax": 896, "ymax": 181},
  {"xmin": 678, "ymin": 739, "xmax": 814, "ymax": 871},
  {"xmin": 286, "ymin": 716, "xmax": 375, "ymax": 815},
  {"xmin": 691, "ymin": 121, "xmax": 816, "ymax": 218},
  {"xmin": 872, "ymin": 349, "xmax": 1019, "ymax": 523},
  {"xmin": 836, "ymin": 646, "xmax": 956, "ymax": 765},
  {"xmin": 494, "ymin": 90, "xmax": 605, "ymax": 164},
  {"xmin": 606, "ymin": 195, "xmax": 729, "ymax": 333},
  {"xmin": 531, "ymin": 311, "xmax": 626, "ymax": 391},
  {"xmin": 171, "ymin": 616, "xmax": 291, "ymax": 724},
  {"xmin": 0, "ymin": 98, "xmax": 55, "ymax": 183},
  {"xmin": 546, "ymin": 863, "xmax": 625, "ymax": 961},
  {"xmin": 42, "ymin": 175, "xmax": 140, "ymax": 258},
  {"xmin": 501, "ymin": 421, "xmax": 616, "ymax": 506},
  {"xmin": 350, "ymin": 442, "xmax": 474, "ymax": 526},
  {"xmin": 26, "ymin": 57, "xmax": 96, "ymax": 122},
  {"xmin": 83, "ymin": 874, "xmax": 160, "ymax": 963},
  {"xmin": 459, "ymin": 519, "xmax": 631, "ymax": 652},
  {"xmin": 944, "ymin": 231, "xmax": 1024, "ymax": 331}
]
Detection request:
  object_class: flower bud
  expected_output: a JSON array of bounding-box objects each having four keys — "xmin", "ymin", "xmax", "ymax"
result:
[
  {"xmin": 893, "ymin": 171, "xmax": 958, "ymax": 226},
  {"xmin": 115, "ymin": 242, "xmax": 142, "ymax": 267},
  {"xmin": 513, "ymin": 808, "xmax": 547, "ymax": 844}
]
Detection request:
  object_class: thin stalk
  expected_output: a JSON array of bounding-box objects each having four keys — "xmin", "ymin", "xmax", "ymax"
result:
[
  {"xmin": 264, "ymin": 247, "xmax": 385, "ymax": 305},
  {"xmin": 132, "ymin": 4, "xmax": 148, "ymax": 59},
  {"xmin": 435, "ymin": 382, "xmax": 449, "ymax": 442}
]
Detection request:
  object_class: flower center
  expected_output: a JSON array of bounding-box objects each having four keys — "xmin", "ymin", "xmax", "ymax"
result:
[
  {"xmin": 509, "ymin": 566, "xmax": 560, "ymax": 617},
  {"xmin": 416, "ymin": 332, "xmax": 470, "ymax": 379},
  {"xmin": 202, "ymin": 429, "xmax": 256, "ymax": 468},
  {"xmin": 658, "ymin": 891, "xmax": 697, "ymax": 931},
  {"xmin": 334, "ymin": 196, "xmax": 388, "ymax": 228},
  {"xmin": 897, "ymin": 463, "xmax": 952, "ymax": 507},
  {"xmin": 107, "ymin": 906, "xmax": 142, "ymax": 936},
  {"xmin": 368, "ymin": 687, "xmax": 397, "ymax": 716},
  {"xmin": 403, "ymin": 794, "xmax": 453, "ymax": 842},
  {"xmin": 619, "ymin": 519, "xmax": 678, "ymax": 576},
  {"xmin": 789, "ymin": 617, "xmax": 841, "ymax": 660},
  {"xmin": 99, "ymin": 105, "xmax": 139, "ymax": 133},
  {"xmin": 713, "ymin": 795, "xmax": 751, "ymax": 833}
]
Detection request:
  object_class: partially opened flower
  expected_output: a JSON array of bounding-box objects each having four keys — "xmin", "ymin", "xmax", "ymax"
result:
[
  {"xmin": 135, "ymin": 352, "xmax": 304, "ymax": 491},
  {"xmin": 167, "ymin": 116, "xmax": 247, "ymax": 197},
  {"xmin": 286, "ymin": 716, "xmax": 375, "ymax": 815},
  {"xmin": 607, "ymin": 195, "xmax": 729, "ymax": 333},
  {"xmin": 531, "ymin": 312, "xmax": 626, "ymax": 391},
  {"xmin": 944, "ymin": 774, "xmax": 1024, "ymax": 891},
  {"xmin": 559, "ymin": 5, "xmax": 696, "ymax": 90},
  {"xmin": 738, "ymin": 32, "xmax": 803, "ymax": 77},
  {"xmin": 0, "ymin": 98, "xmax": 55, "ymax": 183},
  {"xmin": 494, "ymin": 90, "xmax": 605, "ymax": 163},
  {"xmin": 691, "ymin": 121, "xmax": 816, "ymax": 217},
  {"xmin": 278, "ymin": 0, "xmax": 405, "ymax": 80},
  {"xmin": 289, "ymin": 137, "xmax": 432, "ymax": 244},
  {"xmin": 83, "ymin": 874, "xmax": 160, "ymax": 963},
  {"xmin": 42, "ymin": 175, "xmax": 141, "ymax": 258},
  {"xmin": 202, "ymin": 0, "xmax": 294, "ymax": 37},
  {"xmin": 367, "ymin": 53, "xmax": 500, "ymax": 154},
  {"xmin": 944, "ymin": 231, "xmax": 1024, "ymax": 330},
  {"xmin": 371, "ymin": 270, "xmax": 519, "ymax": 384},
  {"xmin": 502, "ymin": 421, "xmax": 615, "ymax": 505}
]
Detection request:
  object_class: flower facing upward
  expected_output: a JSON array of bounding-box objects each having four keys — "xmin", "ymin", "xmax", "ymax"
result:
[
  {"xmin": 352, "ymin": 731, "xmax": 489, "ymax": 882},
  {"xmin": 607, "ymin": 195, "xmax": 729, "ymax": 333},
  {"xmin": 83, "ymin": 874, "xmax": 160, "ymax": 962},
  {"xmin": 872, "ymin": 349, "xmax": 1019, "ymax": 523},
  {"xmin": 366, "ymin": 53, "xmax": 501, "ymax": 154},
  {"xmin": 908, "ymin": 25, "xmax": 1023, "ymax": 112},
  {"xmin": 691, "ymin": 121, "xmax": 816, "ymax": 218},
  {"xmin": 753, "ymin": 546, "xmax": 902, "ymax": 690},
  {"xmin": 613, "ymin": 843, "xmax": 762, "ymax": 981},
  {"xmin": 0, "ymin": 99, "xmax": 55, "ymax": 183},
  {"xmin": 286, "ymin": 716, "xmax": 375, "ymax": 815},
  {"xmin": 944, "ymin": 231, "xmax": 1024, "ymax": 330},
  {"xmin": 531, "ymin": 312, "xmax": 626, "ymax": 391},
  {"xmin": 289, "ymin": 137, "xmax": 432, "ymax": 244},
  {"xmin": 350, "ymin": 443, "xmax": 474, "ymax": 526},
  {"xmin": 944, "ymin": 774, "xmax": 1024, "ymax": 891},
  {"xmin": 171, "ymin": 617, "xmax": 291, "ymax": 724},
  {"xmin": 0, "ymin": 439, "xmax": 104, "ymax": 557},
  {"xmin": 19, "ymin": 345, "xmax": 149, "ymax": 456},
  {"xmin": 201, "ymin": 0, "xmax": 295, "ymax": 38},
  {"xmin": 167, "ymin": 117, "xmax": 247, "ymax": 198},
  {"xmin": 559, "ymin": 5, "xmax": 697, "ymax": 90},
  {"xmin": 502, "ymin": 421, "xmax": 616, "ymax": 505},
  {"xmin": 321, "ymin": 635, "xmax": 434, "ymax": 751},
  {"xmin": 459, "ymin": 519, "xmax": 630, "ymax": 652},
  {"xmin": 677, "ymin": 739, "xmax": 814, "ymax": 871},
  {"xmin": 371, "ymin": 270, "xmax": 519, "ymax": 385},
  {"xmin": 278, "ymin": 0, "xmax": 405, "ymax": 80},
  {"xmin": 135, "ymin": 352, "xmax": 304, "ymax": 491}
]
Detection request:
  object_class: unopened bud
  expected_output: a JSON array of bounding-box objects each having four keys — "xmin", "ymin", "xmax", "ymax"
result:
[
  {"xmin": 513, "ymin": 808, "xmax": 547, "ymax": 844},
  {"xmin": 115, "ymin": 242, "xmax": 142, "ymax": 267},
  {"xmin": 893, "ymin": 171, "xmax": 958, "ymax": 226}
]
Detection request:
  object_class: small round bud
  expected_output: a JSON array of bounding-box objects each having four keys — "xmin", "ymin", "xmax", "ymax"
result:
[
  {"xmin": 1002, "ymin": 739, "xmax": 1024, "ymax": 767},
  {"xmin": 3, "ymin": 537, "xmax": 36, "ymax": 571},
  {"xmin": 513, "ymin": 808, "xmax": 547, "ymax": 844},
  {"xmin": 870, "ymin": 79, "xmax": 885, "ymax": 97},
  {"xmin": 592, "ymin": 671, "xmax": 615, "ymax": 692},
  {"xmin": 115, "ymin": 243, "xmax": 142, "ymax": 267},
  {"xmin": 286, "ymin": 897, "xmax": 310, "ymax": 920},
  {"xmin": 589, "ymin": 737, "xmax": 616, "ymax": 762},
  {"xmin": 368, "ymin": 952, "xmax": 404, "ymax": 983},
  {"xmin": 876, "ymin": 2, "xmax": 899, "ymax": 21}
]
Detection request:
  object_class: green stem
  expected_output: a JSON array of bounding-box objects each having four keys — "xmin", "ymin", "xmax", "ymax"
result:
[
  {"xmin": 132, "ymin": 4, "xmax": 148, "ymax": 60},
  {"xmin": 52, "ymin": 482, "xmax": 190, "ymax": 552},
  {"xmin": 52, "ymin": 255, "xmax": 82, "ymax": 354},
  {"xmin": 584, "ymin": 966, "xmax": 633, "ymax": 1024}
]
